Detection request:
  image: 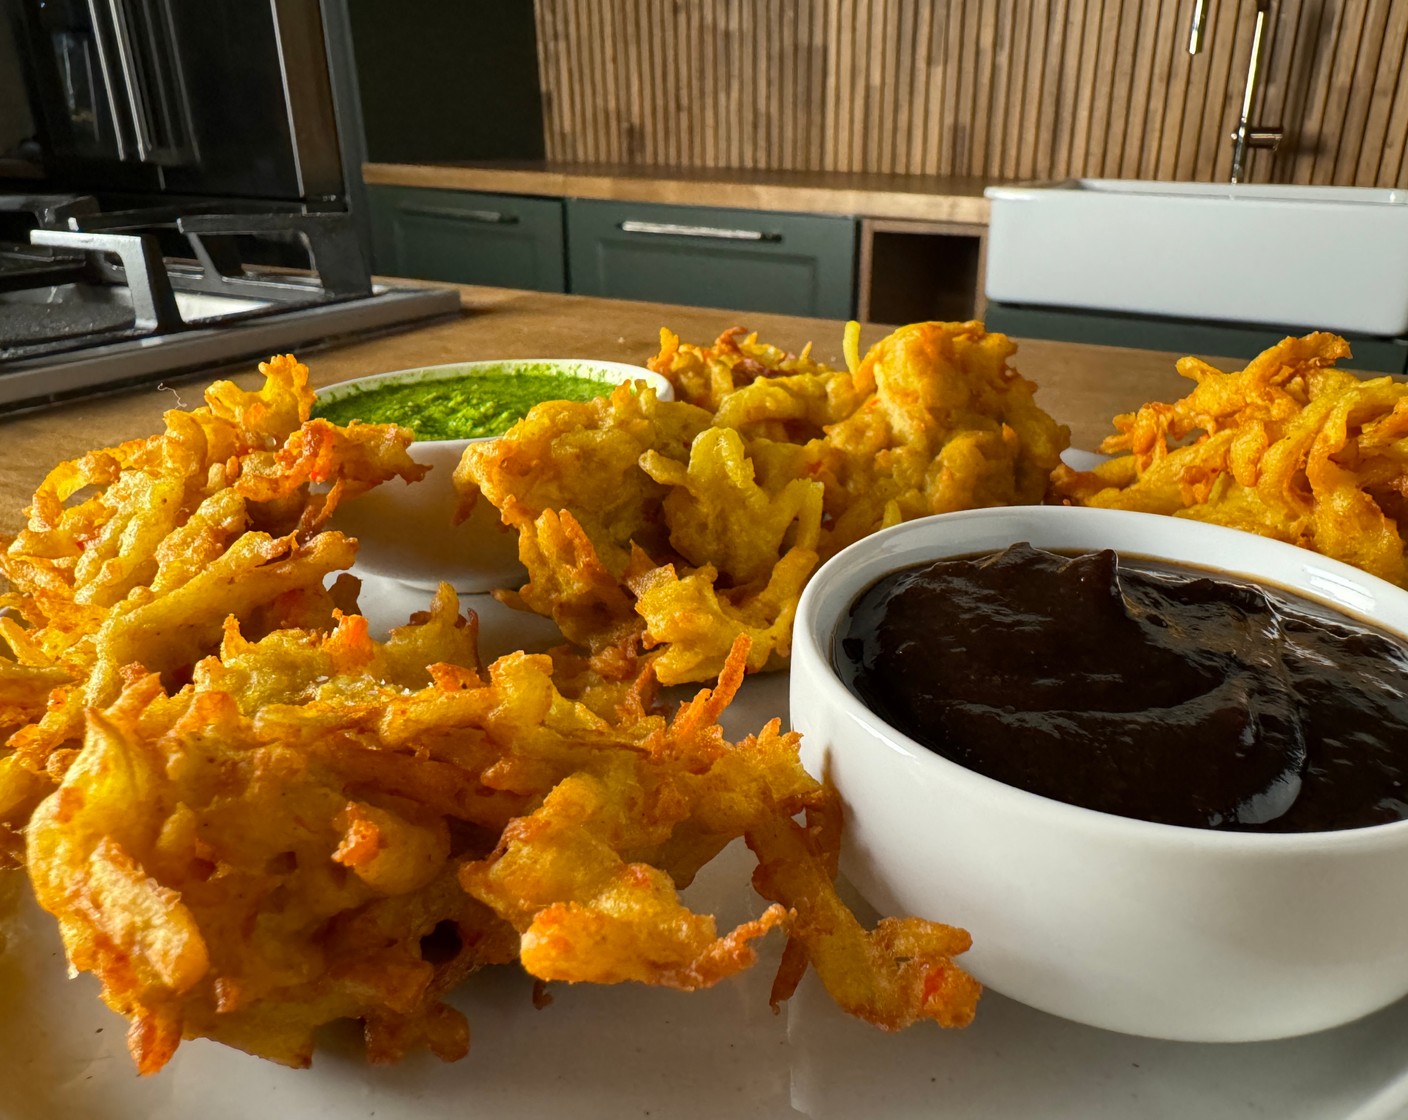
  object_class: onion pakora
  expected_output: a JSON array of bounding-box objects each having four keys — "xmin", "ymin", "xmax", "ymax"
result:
[
  {"xmin": 2, "ymin": 349, "xmax": 982, "ymax": 1075},
  {"xmin": 1051, "ymin": 332, "xmax": 1408, "ymax": 587},
  {"xmin": 0, "ymin": 356, "xmax": 425, "ymax": 865},
  {"xmin": 456, "ymin": 321, "xmax": 1070, "ymax": 684},
  {"xmin": 28, "ymin": 600, "xmax": 979, "ymax": 1072}
]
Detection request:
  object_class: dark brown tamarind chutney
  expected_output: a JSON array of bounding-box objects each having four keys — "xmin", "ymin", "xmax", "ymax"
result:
[{"xmin": 837, "ymin": 542, "xmax": 1408, "ymax": 832}]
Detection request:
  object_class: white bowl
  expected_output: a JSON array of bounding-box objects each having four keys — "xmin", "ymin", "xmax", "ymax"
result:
[
  {"xmin": 319, "ymin": 359, "xmax": 674, "ymax": 591},
  {"xmin": 790, "ymin": 505, "xmax": 1408, "ymax": 1042}
]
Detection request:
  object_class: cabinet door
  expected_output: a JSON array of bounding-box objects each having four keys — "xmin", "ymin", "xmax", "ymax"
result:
[
  {"xmin": 566, "ymin": 200, "xmax": 855, "ymax": 319},
  {"xmin": 367, "ymin": 186, "xmax": 565, "ymax": 291}
]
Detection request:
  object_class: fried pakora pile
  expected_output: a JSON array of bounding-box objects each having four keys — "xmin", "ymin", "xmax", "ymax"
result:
[
  {"xmin": 2, "ymin": 350, "xmax": 981, "ymax": 1074},
  {"xmin": 1051, "ymin": 332, "xmax": 1408, "ymax": 587},
  {"xmin": 0, "ymin": 356, "xmax": 425, "ymax": 865},
  {"xmin": 456, "ymin": 322, "xmax": 1069, "ymax": 684},
  {"xmin": 28, "ymin": 600, "xmax": 978, "ymax": 1072}
]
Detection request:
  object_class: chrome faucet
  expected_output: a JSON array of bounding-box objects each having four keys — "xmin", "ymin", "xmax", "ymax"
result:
[{"xmin": 1189, "ymin": 0, "xmax": 1284, "ymax": 183}]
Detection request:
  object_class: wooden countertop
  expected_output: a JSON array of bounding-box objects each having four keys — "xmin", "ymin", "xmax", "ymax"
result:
[
  {"xmin": 0, "ymin": 286, "xmax": 1196, "ymax": 540},
  {"xmin": 362, "ymin": 162, "xmax": 997, "ymax": 225}
]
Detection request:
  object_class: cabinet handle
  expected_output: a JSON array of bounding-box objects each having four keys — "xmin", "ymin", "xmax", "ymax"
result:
[
  {"xmin": 399, "ymin": 204, "xmax": 519, "ymax": 225},
  {"xmin": 619, "ymin": 220, "xmax": 781, "ymax": 242}
]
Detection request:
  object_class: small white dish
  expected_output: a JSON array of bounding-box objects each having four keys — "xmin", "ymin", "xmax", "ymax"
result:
[
  {"xmin": 790, "ymin": 505, "xmax": 1408, "ymax": 1043},
  {"xmin": 317, "ymin": 359, "xmax": 673, "ymax": 591}
]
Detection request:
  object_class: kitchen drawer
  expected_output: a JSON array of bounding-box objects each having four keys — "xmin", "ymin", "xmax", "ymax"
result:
[
  {"xmin": 566, "ymin": 199, "xmax": 856, "ymax": 318},
  {"xmin": 367, "ymin": 185, "xmax": 565, "ymax": 291}
]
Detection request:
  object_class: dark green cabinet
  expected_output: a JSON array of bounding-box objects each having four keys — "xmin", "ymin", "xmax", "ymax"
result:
[
  {"xmin": 367, "ymin": 185, "xmax": 565, "ymax": 291},
  {"xmin": 366, "ymin": 186, "xmax": 859, "ymax": 317},
  {"xmin": 565, "ymin": 199, "xmax": 856, "ymax": 319}
]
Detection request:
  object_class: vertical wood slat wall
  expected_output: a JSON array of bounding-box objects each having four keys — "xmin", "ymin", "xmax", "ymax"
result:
[{"xmin": 533, "ymin": 0, "xmax": 1408, "ymax": 187}]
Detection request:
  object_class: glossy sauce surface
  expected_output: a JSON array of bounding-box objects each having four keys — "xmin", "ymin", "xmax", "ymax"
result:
[
  {"xmin": 838, "ymin": 543, "xmax": 1408, "ymax": 832},
  {"xmin": 313, "ymin": 367, "xmax": 611, "ymax": 440}
]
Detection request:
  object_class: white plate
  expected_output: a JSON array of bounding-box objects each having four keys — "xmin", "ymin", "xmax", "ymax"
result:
[{"xmin": 5, "ymin": 569, "xmax": 1408, "ymax": 1119}]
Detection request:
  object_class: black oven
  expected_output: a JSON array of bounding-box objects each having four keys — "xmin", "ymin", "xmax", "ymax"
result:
[{"xmin": 3, "ymin": 0, "xmax": 343, "ymax": 205}]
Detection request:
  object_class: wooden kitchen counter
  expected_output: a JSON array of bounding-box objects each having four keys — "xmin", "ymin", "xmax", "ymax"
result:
[
  {"xmin": 363, "ymin": 162, "xmax": 997, "ymax": 225},
  {"xmin": 0, "ymin": 285, "xmax": 1196, "ymax": 539}
]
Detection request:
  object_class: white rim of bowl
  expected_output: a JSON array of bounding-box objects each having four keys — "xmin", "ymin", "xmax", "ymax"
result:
[
  {"xmin": 796, "ymin": 504, "xmax": 1408, "ymax": 854},
  {"xmin": 314, "ymin": 358, "xmax": 675, "ymax": 444}
]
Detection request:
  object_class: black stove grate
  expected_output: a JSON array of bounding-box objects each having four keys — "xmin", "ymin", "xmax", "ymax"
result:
[
  {"xmin": 0, "ymin": 193, "xmax": 374, "ymax": 361},
  {"xmin": 0, "ymin": 190, "xmax": 461, "ymax": 418}
]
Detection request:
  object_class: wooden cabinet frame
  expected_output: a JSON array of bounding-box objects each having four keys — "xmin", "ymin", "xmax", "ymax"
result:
[{"xmin": 857, "ymin": 218, "xmax": 988, "ymax": 326}]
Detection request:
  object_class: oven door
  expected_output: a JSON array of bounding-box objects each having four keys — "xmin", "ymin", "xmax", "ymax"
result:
[
  {"xmin": 9, "ymin": 0, "xmax": 342, "ymax": 203},
  {"xmin": 10, "ymin": 0, "xmax": 188, "ymax": 189}
]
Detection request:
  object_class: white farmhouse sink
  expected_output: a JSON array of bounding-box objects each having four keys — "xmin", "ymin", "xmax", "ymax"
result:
[{"xmin": 984, "ymin": 180, "xmax": 1408, "ymax": 336}]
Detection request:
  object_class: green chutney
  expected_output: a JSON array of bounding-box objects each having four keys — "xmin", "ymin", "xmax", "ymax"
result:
[{"xmin": 313, "ymin": 365, "xmax": 623, "ymax": 441}]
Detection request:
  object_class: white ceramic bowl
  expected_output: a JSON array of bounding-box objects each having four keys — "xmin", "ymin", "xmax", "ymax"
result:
[
  {"xmin": 318, "ymin": 359, "xmax": 674, "ymax": 591},
  {"xmin": 791, "ymin": 505, "xmax": 1408, "ymax": 1042}
]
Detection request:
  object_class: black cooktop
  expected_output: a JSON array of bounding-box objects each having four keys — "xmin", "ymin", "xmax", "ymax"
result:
[
  {"xmin": 0, "ymin": 192, "xmax": 375, "ymax": 364},
  {"xmin": 0, "ymin": 192, "xmax": 460, "ymax": 416}
]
